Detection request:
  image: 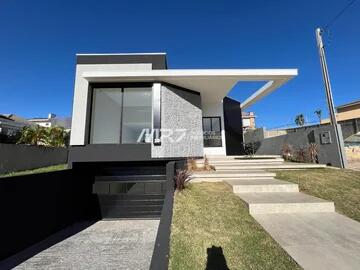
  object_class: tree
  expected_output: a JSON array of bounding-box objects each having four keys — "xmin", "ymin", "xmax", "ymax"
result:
[
  {"xmin": 45, "ymin": 126, "xmax": 68, "ymax": 147},
  {"xmin": 314, "ymin": 109, "xmax": 322, "ymax": 124},
  {"xmin": 17, "ymin": 125, "xmax": 68, "ymax": 147},
  {"xmin": 295, "ymin": 114, "xmax": 305, "ymax": 127},
  {"xmin": 17, "ymin": 125, "xmax": 47, "ymax": 146}
]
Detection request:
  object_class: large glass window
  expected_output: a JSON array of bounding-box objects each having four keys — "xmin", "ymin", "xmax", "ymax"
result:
[
  {"xmin": 203, "ymin": 117, "xmax": 222, "ymax": 147},
  {"xmin": 121, "ymin": 88, "xmax": 152, "ymax": 144},
  {"xmin": 90, "ymin": 88, "xmax": 122, "ymax": 144},
  {"xmin": 90, "ymin": 86, "xmax": 152, "ymax": 144}
]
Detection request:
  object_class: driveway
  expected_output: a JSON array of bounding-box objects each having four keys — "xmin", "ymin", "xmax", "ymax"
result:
[{"xmin": 14, "ymin": 220, "xmax": 159, "ymax": 270}]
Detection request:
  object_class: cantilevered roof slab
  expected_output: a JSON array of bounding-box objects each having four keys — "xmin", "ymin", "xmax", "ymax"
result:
[{"xmin": 82, "ymin": 69, "xmax": 298, "ymax": 105}]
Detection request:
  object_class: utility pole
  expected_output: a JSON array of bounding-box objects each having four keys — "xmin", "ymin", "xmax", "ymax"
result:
[{"xmin": 315, "ymin": 28, "xmax": 347, "ymax": 168}]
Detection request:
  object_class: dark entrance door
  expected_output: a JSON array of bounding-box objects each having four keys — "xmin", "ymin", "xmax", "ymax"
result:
[{"xmin": 223, "ymin": 97, "xmax": 245, "ymax": 155}]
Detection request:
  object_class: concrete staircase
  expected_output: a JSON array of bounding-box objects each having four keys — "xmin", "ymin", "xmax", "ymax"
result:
[
  {"xmin": 191, "ymin": 155, "xmax": 360, "ymax": 269},
  {"xmin": 196, "ymin": 155, "xmax": 326, "ymax": 170},
  {"xmin": 192, "ymin": 155, "xmax": 333, "ymax": 215}
]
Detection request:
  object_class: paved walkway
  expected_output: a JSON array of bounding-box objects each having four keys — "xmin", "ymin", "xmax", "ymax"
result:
[
  {"xmin": 254, "ymin": 212, "xmax": 360, "ymax": 270},
  {"xmin": 193, "ymin": 156, "xmax": 360, "ymax": 270},
  {"xmin": 14, "ymin": 220, "xmax": 159, "ymax": 270}
]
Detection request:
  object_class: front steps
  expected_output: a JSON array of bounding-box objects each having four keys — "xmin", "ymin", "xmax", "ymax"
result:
[
  {"xmin": 213, "ymin": 163, "xmax": 327, "ymax": 170},
  {"xmin": 191, "ymin": 155, "xmax": 360, "ymax": 269},
  {"xmin": 191, "ymin": 170, "xmax": 276, "ymax": 183},
  {"xmin": 225, "ymin": 178, "xmax": 299, "ymax": 193},
  {"xmin": 238, "ymin": 192, "xmax": 335, "ymax": 214},
  {"xmin": 191, "ymin": 155, "xmax": 334, "ymax": 215}
]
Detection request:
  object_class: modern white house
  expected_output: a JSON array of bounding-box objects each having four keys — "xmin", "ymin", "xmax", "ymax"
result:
[
  {"xmin": 69, "ymin": 53, "xmax": 297, "ymax": 162},
  {"xmin": 68, "ymin": 52, "xmax": 297, "ymax": 218}
]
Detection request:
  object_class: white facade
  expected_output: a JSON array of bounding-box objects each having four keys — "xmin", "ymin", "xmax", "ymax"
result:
[
  {"xmin": 202, "ymin": 102, "xmax": 227, "ymax": 156},
  {"xmin": 70, "ymin": 63, "xmax": 153, "ymax": 146},
  {"xmin": 70, "ymin": 54, "xmax": 297, "ymax": 158}
]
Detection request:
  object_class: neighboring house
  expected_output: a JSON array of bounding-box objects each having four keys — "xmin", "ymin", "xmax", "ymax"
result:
[
  {"xmin": 0, "ymin": 114, "xmax": 33, "ymax": 142},
  {"xmin": 322, "ymin": 100, "xmax": 360, "ymax": 139},
  {"xmin": 242, "ymin": 111, "xmax": 256, "ymax": 130},
  {"xmin": 68, "ymin": 52, "xmax": 297, "ymax": 218},
  {"xmin": 28, "ymin": 114, "xmax": 72, "ymax": 130},
  {"xmin": 28, "ymin": 113, "xmax": 56, "ymax": 128}
]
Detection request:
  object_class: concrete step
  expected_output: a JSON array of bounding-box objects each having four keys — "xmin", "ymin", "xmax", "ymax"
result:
[
  {"xmin": 214, "ymin": 164, "xmax": 327, "ymax": 170},
  {"xmin": 196, "ymin": 160, "xmax": 284, "ymax": 166},
  {"xmin": 191, "ymin": 171, "xmax": 276, "ymax": 178},
  {"xmin": 226, "ymin": 179, "xmax": 299, "ymax": 193},
  {"xmin": 206, "ymin": 155, "xmax": 282, "ymax": 159},
  {"xmin": 196, "ymin": 158, "xmax": 284, "ymax": 164},
  {"xmin": 237, "ymin": 192, "xmax": 335, "ymax": 214},
  {"xmin": 191, "ymin": 176, "xmax": 276, "ymax": 183}
]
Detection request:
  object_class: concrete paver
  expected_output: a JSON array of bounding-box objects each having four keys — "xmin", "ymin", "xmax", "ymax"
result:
[
  {"xmin": 14, "ymin": 220, "xmax": 159, "ymax": 270},
  {"xmin": 253, "ymin": 212, "xmax": 360, "ymax": 270}
]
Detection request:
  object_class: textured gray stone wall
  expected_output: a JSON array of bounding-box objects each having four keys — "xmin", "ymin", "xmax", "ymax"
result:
[{"xmin": 151, "ymin": 84, "xmax": 204, "ymax": 158}]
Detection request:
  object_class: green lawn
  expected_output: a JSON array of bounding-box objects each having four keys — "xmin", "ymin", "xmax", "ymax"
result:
[
  {"xmin": 0, "ymin": 164, "xmax": 68, "ymax": 178},
  {"xmin": 169, "ymin": 182, "xmax": 300, "ymax": 270},
  {"xmin": 275, "ymin": 168, "xmax": 360, "ymax": 222}
]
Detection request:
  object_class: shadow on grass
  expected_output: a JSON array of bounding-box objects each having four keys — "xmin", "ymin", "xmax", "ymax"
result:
[{"xmin": 206, "ymin": 245, "xmax": 229, "ymax": 270}]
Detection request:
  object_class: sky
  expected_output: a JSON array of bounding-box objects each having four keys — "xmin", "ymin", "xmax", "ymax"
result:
[{"xmin": 0, "ymin": 0, "xmax": 359, "ymax": 128}]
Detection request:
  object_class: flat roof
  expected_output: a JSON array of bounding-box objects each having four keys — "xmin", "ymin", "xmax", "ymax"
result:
[
  {"xmin": 76, "ymin": 53, "xmax": 168, "ymax": 69},
  {"xmin": 337, "ymin": 100, "xmax": 360, "ymax": 110},
  {"xmin": 82, "ymin": 69, "xmax": 298, "ymax": 106}
]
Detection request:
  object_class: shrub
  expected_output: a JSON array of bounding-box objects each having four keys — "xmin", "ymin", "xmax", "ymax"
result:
[
  {"xmin": 203, "ymin": 155, "xmax": 216, "ymax": 171},
  {"xmin": 295, "ymin": 146, "xmax": 308, "ymax": 163},
  {"xmin": 307, "ymin": 143, "xmax": 319, "ymax": 163},
  {"xmin": 187, "ymin": 156, "xmax": 215, "ymax": 172},
  {"xmin": 187, "ymin": 158, "xmax": 198, "ymax": 171},
  {"xmin": 244, "ymin": 142, "xmax": 260, "ymax": 156},
  {"xmin": 174, "ymin": 169, "xmax": 192, "ymax": 191},
  {"xmin": 281, "ymin": 143, "xmax": 293, "ymax": 161}
]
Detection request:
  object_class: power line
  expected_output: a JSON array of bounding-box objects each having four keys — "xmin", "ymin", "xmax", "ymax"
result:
[{"xmin": 324, "ymin": 0, "xmax": 358, "ymax": 30}]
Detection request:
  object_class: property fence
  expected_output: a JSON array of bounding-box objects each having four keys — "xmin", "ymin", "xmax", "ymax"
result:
[
  {"xmin": 246, "ymin": 125, "xmax": 345, "ymax": 167},
  {"xmin": 0, "ymin": 144, "xmax": 68, "ymax": 174}
]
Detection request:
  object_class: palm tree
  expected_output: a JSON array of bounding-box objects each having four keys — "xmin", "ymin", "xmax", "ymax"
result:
[
  {"xmin": 17, "ymin": 125, "xmax": 47, "ymax": 146},
  {"xmin": 295, "ymin": 114, "xmax": 305, "ymax": 127},
  {"xmin": 17, "ymin": 125, "xmax": 68, "ymax": 147},
  {"xmin": 314, "ymin": 109, "xmax": 322, "ymax": 124},
  {"xmin": 45, "ymin": 126, "xmax": 67, "ymax": 147}
]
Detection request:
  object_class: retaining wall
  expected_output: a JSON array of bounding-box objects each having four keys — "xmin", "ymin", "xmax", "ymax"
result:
[{"xmin": 0, "ymin": 144, "xmax": 68, "ymax": 174}]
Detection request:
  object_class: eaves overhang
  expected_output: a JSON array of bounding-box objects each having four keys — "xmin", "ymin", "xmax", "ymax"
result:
[{"xmin": 82, "ymin": 69, "xmax": 298, "ymax": 105}]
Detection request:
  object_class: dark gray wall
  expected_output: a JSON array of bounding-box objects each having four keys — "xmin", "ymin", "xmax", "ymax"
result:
[
  {"xmin": 339, "ymin": 118, "xmax": 360, "ymax": 140},
  {"xmin": 0, "ymin": 144, "xmax": 68, "ymax": 174},
  {"xmin": 223, "ymin": 97, "xmax": 244, "ymax": 155},
  {"xmin": 76, "ymin": 54, "xmax": 167, "ymax": 69},
  {"xmin": 255, "ymin": 125, "xmax": 343, "ymax": 167},
  {"xmin": 68, "ymin": 144, "xmax": 152, "ymax": 165},
  {"xmin": 244, "ymin": 128, "xmax": 265, "ymax": 143},
  {"xmin": 0, "ymin": 169, "xmax": 99, "ymax": 264}
]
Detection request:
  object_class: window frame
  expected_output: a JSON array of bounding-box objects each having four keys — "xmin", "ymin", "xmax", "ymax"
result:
[
  {"xmin": 88, "ymin": 83, "xmax": 153, "ymax": 145},
  {"xmin": 202, "ymin": 116, "xmax": 221, "ymax": 132},
  {"xmin": 202, "ymin": 116, "xmax": 222, "ymax": 147}
]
